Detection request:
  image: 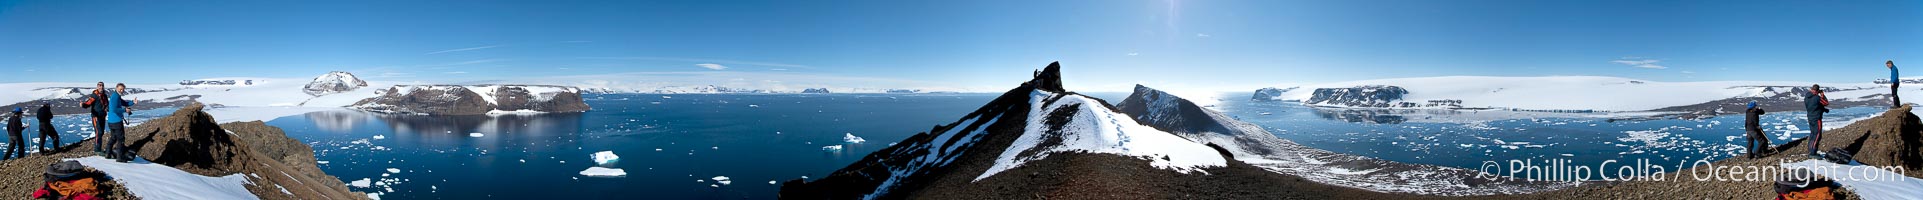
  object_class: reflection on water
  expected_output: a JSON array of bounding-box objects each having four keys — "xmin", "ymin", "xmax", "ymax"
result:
[{"xmin": 1312, "ymin": 109, "xmax": 1414, "ymax": 124}]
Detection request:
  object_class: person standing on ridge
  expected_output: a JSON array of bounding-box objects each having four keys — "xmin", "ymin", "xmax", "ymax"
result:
[
  {"xmin": 80, "ymin": 82, "xmax": 107, "ymax": 155},
  {"xmin": 1745, "ymin": 101, "xmax": 1770, "ymax": 158},
  {"xmin": 105, "ymin": 83, "xmax": 135, "ymax": 162},
  {"xmin": 5, "ymin": 108, "xmax": 26, "ymax": 160},
  {"xmin": 1805, "ymin": 84, "xmax": 1831, "ymax": 157},
  {"xmin": 35, "ymin": 103, "xmax": 57, "ymax": 153},
  {"xmin": 1891, "ymin": 60, "xmax": 1901, "ymax": 108}
]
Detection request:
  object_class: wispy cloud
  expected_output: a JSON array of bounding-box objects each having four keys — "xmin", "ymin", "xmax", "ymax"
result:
[
  {"xmin": 579, "ymin": 56, "xmax": 815, "ymax": 69},
  {"xmin": 1126, "ymin": 52, "xmax": 1140, "ymax": 56},
  {"xmin": 375, "ymin": 72, "xmax": 415, "ymax": 78},
  {"xmin": 1195, "ymin": 33, "xmax": 1211, "ymax": 38},
  {"xmin": 1610, "ymin": 58, "xmax": 1666, "ymax": 69},
  {"xmin": 426, "ymin": 45, "xmax": 503, "ymax": 55},
  {"xmin": 417, "ymin": 59, "xmax": 507, "ymax": 68},
  {"xmin": 695, "ymin": 63, "xmax": 728, "ymax": 70}
]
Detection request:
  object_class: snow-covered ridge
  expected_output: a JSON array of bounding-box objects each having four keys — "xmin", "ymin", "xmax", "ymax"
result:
[
  {"xmin": 1261, "ymin": 76, "xmax": 1882, "ymax": 112},
  {"xmin": 304, "ymin": 71, "xmax": 369, "ymax": 96},
  {"xmin": 350, "ymin": 84, "xmax": 590, "ymax": 115},
  {"xmin": 975, "ymin": 90, "xmax": 1228, "ymax": 180}
]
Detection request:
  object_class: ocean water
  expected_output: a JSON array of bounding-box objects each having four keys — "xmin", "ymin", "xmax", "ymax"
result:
[{"xmin": 265, "ymin": 93, "xmax": 997, "ymax": 199}]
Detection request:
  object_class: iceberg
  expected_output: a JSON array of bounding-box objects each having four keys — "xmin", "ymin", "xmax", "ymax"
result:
[
  {"xmin": 821, "ymin": 145, "xmax": 843, "ymax": 152},
  {"xmin": 843, "ymin": 133, "xmax": 866, "ymax": 144},
  {"xmin": 468, "ymin": 132, "xmax": 485, "ymax": 137},
  {"xmin": 592, "ymin": 151, "xmax": 620, "ymax": 165},
  {"xmin": 711, "ymin": 176, "xmax": 732, "ymax": 185},
  {"xmin": 579, "ymin": 167, "xmax": 627, "ymax": 177}
]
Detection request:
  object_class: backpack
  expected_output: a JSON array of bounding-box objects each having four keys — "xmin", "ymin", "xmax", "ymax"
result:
[
  {"xmin": 1820, "ymin": 148, "xmax": 1853, "ymax": 165},
  {"xmin": 33, "ymin": 161, "xmax": 99, "ymax": 200},
  {"xmin": 1774, "ymin": 169, "xmax": 1835, "ymax": 200}
]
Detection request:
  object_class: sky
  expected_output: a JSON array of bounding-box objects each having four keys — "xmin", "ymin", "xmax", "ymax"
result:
[{"xmin": 0, "ymin": 0, "xmax": 1919, "ymax": 93}]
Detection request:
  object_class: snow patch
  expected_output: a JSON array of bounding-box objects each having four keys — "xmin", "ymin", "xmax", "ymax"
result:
[{"xmin": 68, "ymin": 156, "xmax": 260, "ymax": 200}]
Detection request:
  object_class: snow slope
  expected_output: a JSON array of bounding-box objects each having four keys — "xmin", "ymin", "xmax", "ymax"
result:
[
  {"xmin": 1266, "ymin": 76, "xmax": 1885, "ymax": 111},
  {"xmin": 68, "ymin": 156, "xmax": 260, "ymax": 200}
]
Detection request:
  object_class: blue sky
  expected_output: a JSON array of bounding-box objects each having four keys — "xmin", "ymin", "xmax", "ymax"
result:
[{"xmin": 1, "ymin": 0, "xmax": 1918, "ymax": 92}]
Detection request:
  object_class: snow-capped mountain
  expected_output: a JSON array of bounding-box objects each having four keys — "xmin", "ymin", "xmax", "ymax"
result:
[
  {"xmin": 349, "ymin": 84, "xmax": 590, "ymax": 115},
  {"xmin": 1119, "ymin": 84, "xmax": 1573, "ymax": 195},
  {"xmin": 304, "ymin": 71, "xmax": 369, "ymax": 96}
]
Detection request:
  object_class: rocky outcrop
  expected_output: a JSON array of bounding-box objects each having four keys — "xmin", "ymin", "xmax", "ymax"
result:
[
  {"xmin": 1849, "ymin": 106, "xmax": 1923, "ymax": 171},
  {"xmin": 120, "ymin": 103, "xmax": 365, "ymax": 199},
  {"xmin": 1251, "ymin": 87, "xmax": 1294, "ymax": 101},
  {"xmin": 1304, "ymin": 85, "xmax": 1408, "ymax": 108},
  {"xmin": 303, "ymin": 71, "xmax": 369, "ymax": 96},
  {"xmin": 801, "ymin": 88, "xmax": 832, "ymax": 94},
  {"xmin": 349, "ymin": 85, "xmax": 591, "ymax": 115}
]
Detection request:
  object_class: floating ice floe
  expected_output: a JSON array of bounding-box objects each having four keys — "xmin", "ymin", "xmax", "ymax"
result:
[
  {"xmin": 843, "ymin": 133, "xmax": 866, "ymax": 144},
  {"xmin": 768, "ymin": 180, "xmax": 777, "ymax": 185},
  {"xmin": 350, "ymin": 178, "xmax": 372, "ymax": 188},
  {"xmin": 372, "ymin": 135, "xmax": 385, "ymax": 140},
  {"xmin": 821, "ymin": 145, "xmax": 843, "ymax": 152},
  {"xmin": 385, "ymin": 168, "xmax": 401, "ymax": 174},
  {"xmin": 592, "ymin": 151, "xmax": 620, "ymax": 165},
  {"xmin": 468, "ymin": 133, "xmax": 485, "ymax": 137},
  {"xmin": 711, "ymin": 176, "xmax": 731, "ymax": 185},
  {"xmin": 579, "ymin": 167, "xmax": 627, "ymax": 177}
]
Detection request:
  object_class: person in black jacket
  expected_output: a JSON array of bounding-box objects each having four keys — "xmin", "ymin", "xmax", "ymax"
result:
[
  {"xmin": 1745, "ymin": 101, "xmax": 1770, "ymax": 158},
  {"xmin": 1805, "ymin": 84, "xmax": 1831, "ymax": 157},
  {"xmin": 5, "ymin": 107, "xmax": 25, "ymax": 160},
  {"xmin": 35, "ymin": 103, "xmax": 57, "ymax": 152},
  {"xmin": 80, "ymin": 82, "xmax": 106, "ymax": 155}
]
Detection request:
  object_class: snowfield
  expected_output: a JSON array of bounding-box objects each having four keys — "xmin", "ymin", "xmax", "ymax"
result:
[
  {"xmin": 68, "ymin": 156, "xmax": 260, "ymax": 200},
  {"xmin": 1266, "ymin": 76, "xmax": 1897, "ymax": 111}
]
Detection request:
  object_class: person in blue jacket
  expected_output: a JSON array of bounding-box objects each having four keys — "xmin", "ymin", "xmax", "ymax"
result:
[
  {"xmin": 1891, "ymin": 60, "xmax": 1901, "ymax": 108},
  {"xmin": 1805, "ymin": 84, "xmax": 1830, "ymax": 157},
  {"xmin": 105, "ymin": 83, "xmax": 136, "ymax": 162}
]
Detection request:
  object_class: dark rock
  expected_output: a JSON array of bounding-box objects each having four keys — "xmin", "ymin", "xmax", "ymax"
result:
[
  {"xmin": 1026, "ymin": 62, "xmax": 1065, "ymax": 92},
  {"xmin": 121, "ymin": 103, "xmax": 366, "ymax": 199},
  {"xmin": 350, "ymin": 86, "xmax": 493, "ymax": 115},
  {"xmin": 802, "ymin": 88, "xmax": 832, "ymax": 94},
  {"xmin": 1304, "ymin": 85, "xmax": 1408, "ymax": 107}
]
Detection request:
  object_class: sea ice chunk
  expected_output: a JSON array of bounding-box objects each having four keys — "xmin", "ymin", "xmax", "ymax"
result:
[
  {"xmin": 579, "ymin": 167, "xmax": 627, "ymax": 177},
  {"xmin": 712, "ymin": 176, "xmax": 732, "ymax": 185},
  {"xmin": 843, "ymin": 133, "xmax": 866, "ymax": 144},
  {"xmin": 821, "ymin": 145, "xmax": 843, "ymax": 152},
  {"xmin": 468, "ymin": 133, "xmax": 484, "ymax": 137},
  {"xmin": 592, "ymin": 151, "xmax": 620, "ymax": 165}
]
